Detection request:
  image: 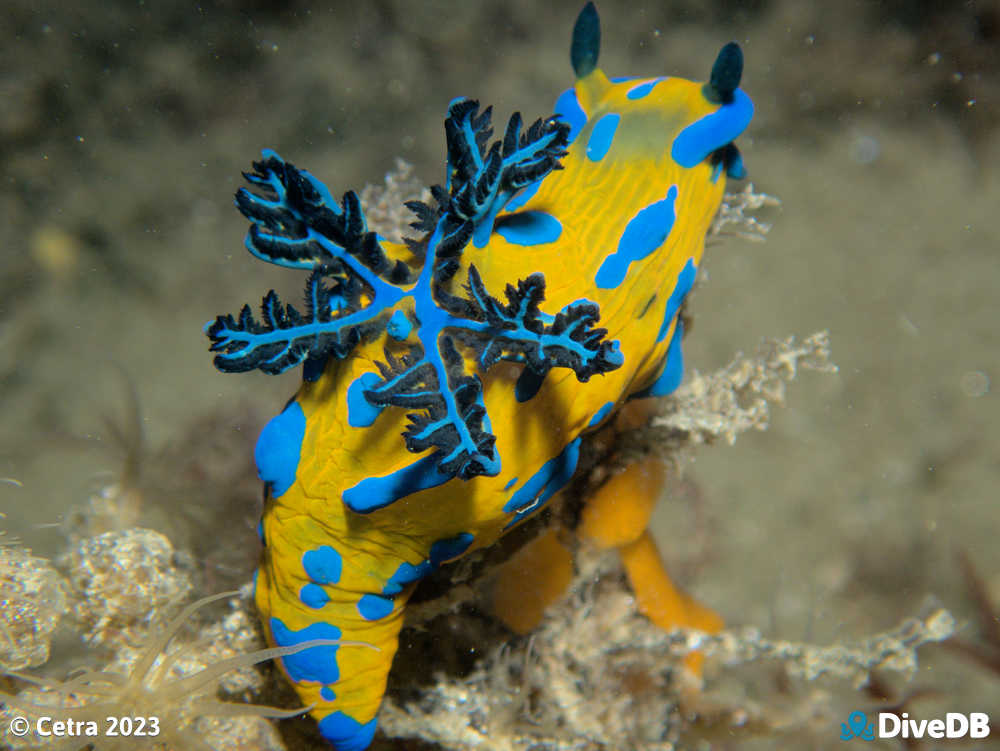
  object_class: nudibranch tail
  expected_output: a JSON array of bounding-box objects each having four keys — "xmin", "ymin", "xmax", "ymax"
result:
[{"xmin": 254, "ymin": 522, "xmax": 404, "ymax": 751}]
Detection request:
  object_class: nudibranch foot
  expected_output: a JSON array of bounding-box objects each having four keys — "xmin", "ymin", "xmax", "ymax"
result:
[
  {"xmin": 494, "ymin": 457, "xmax": 723, "ymax": 676},
  {"xmin": 620, "ymin": 529, "xmax": 723, "ymax": 675},
  {"xmin": 578, "ymin": 457, "xmax": 722, "ymax": 674}
]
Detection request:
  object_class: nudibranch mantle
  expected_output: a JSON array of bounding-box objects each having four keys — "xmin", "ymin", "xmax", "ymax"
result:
[{"xmin": 207, "ymin": 3, "xmax": 753, "ymax": 748}]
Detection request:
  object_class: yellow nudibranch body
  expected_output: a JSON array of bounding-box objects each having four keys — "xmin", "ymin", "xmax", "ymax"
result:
[{"xmin": 208, "ymin": 4, "xmax": 752, "ymax": 748}]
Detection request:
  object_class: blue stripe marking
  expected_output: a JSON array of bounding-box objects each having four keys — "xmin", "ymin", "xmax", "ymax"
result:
[
  {"xmin": 342, "ymin": 453, "xmax": 453, "ymax": 513},
  {"xmin": 254, "ymin": 400, "xmax": 306, "ymax": 498},
  {"xmin": 357, "ymin": 593, "xmax": 394, "ymax": 621},
  {"xmin": 588, "ymin": 401, "xmax": 615, "ymax": 428},
  {"xmin": 671, "ymin": 89, "xmax": 754, "ymax": 167},
  {"xmin": 300, "ymin": 583, "xmax": 329, "ymax": 609},
  {"xmin": 553, "ymin": 87, "xmax": 587, "ymax": 143},
  {"xmin": 429, "ymin": 533, "xmax": 475, "ymax": 566},
  {"xmin": 378, "ymin": 533, "xmax": 473, "ymax": 598},
  {"xmin": 503, "ymin": 438, "xmax": 582, "ymax": 529},
  {"xmin": 302, "ymin": 545, "xmax": 343, "ymax": 585},
  {"xmin": 503, "ymin": 476, "xmax": 519, "ymax": 491},
  {"xmin": 406, "ymin": 223, "xmax": 502, "ymax": 478},
  {"xmin": 495, "ymin": 211, "xmax": 563, "ymax": 246},
  {"xmin": 382, "ymin": 560, "xmax": 433, "ymax": 596},
  {"xmin": 318, "ymin": 712, "xmax": 378, "ymax": 751},
  {"xmin": 347, "ymin": 372, "xmax": 384, "ymax": 428},
  {"xmin": 656, "ymin": 258, "xmax": 697, "ymax": 342},
  {"xmin": 595, "ymin": 186, "xmax": 678, "ymax": 289},
  {"xmin": 586, "ymin": 113, "xmax": 620, "ymax": 161},
  {"xmin": 633, "ymin": 319, "xmax": 686, "ymax": 398},
  {"xmin": 626, "ymin": 78, "xmax": 664, "ymax": 100},
  {"xmin": 269, "ymin": 617, "xmax": 341, "ymax": 684}
]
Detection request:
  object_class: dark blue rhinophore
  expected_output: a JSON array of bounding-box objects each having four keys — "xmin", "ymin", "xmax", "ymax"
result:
[
  {"xmin": 571, "ymin": 2, "xmax": 601, "ymax": 78},
  {"xmin": 704, "ymin": 41, "xmax": 743, "ymax": 104},
  {"xmin": 689, "ymin": 42, "xmax": 751, "ymax": 182}
]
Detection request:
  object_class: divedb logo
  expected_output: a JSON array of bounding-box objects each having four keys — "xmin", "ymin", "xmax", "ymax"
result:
[{"xmin": 841, "ymin": 710, "xmax": 990, "ymax": 741}]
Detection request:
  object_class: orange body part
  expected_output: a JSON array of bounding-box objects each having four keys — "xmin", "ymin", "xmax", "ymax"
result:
[{"xmin": 496, "ymin": 455, "xmax": 722, "ymax": 673}]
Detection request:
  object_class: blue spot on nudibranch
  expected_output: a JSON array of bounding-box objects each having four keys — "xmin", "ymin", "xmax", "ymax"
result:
[
  {"xmin": 357, "ymin": 593, "xmax": 394, "ymax": 621},
  {"xmin": 553, "ymin": 87, "xmax": 587, "ymax": 143},
  {"xmin": 386, "ymin": 310, "xmax": 412, "ymax": 340},
  {"xmin": 495, "ymin": 211, "xmax": 563, "ymax": 246},
  {"xmin": 503, "ymin": 476, "xmax": 519, "ymax": 491},
  {"xmin": 254, "ymin": 401, "xmax": 306, "ymax": 498},
  {"xmin": 300, "ymin": 583, "xmax": 330, "ymax": 609},
  {"xmin": 429, "ymin": 533, "xmax": 475, "ymax": 565},
  {"xmin": 595, "ymin": 186, "xmax": 678, "ymax": 289},
  {"xmin": 347, "ymin": 372, "xmax": 385, "ymax": 428},
  {"xmin": 269, "ymin": 618, "xmax": 341, "ymax": 684},
  {"xmin": 318, "ymin": 712, "xmax": 378, "ymax": 751},
  {"xmin": 633, "ymin": 319, "xmax": 686, "ymax": 398},
  {"xmin": 303, "ymin": 546, "xmax": 343, "ymax": 585},
  {"xmin": 626, "ymin": 78, "xmax": 664, "ymax": 99},
  {"xmin": 342, "ymin": 453, "xmax": 453, "ymax": 513},
  {"xmin": 671, "ymin": 88, "xmax": 754, "ymax": 167},
  {"xmin": 656, "ymin": 258, "xmax": 697, "ymax": 342},
  {"xmin": 586, "ymin": 113, "xmax": 620, "ymax": 161},
  {"xmin": 320, "ymin": 686, "xmax": 336, "ymax": 702},
  {"xmin": 503, "ymin": 438, "xmax": 582, "ymax": 528}
]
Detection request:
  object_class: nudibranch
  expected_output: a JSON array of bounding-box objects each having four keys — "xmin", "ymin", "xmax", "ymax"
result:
[{"xmin": 206, "ymin": 3, "xmax": 753, "ymax": 748}]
